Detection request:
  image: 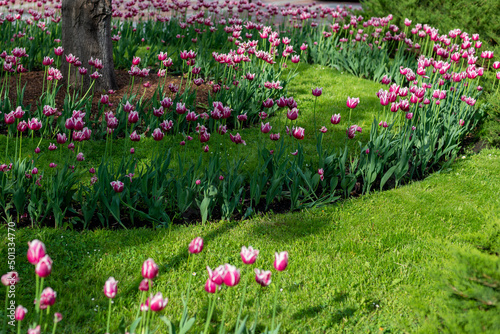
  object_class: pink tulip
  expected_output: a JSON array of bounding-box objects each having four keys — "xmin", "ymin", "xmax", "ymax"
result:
[
  {"xmin": 262, "ymin": 98, "xmax": 274, "ymax": 108},
  {"xmin": 110, "ymin": 180, "xmax": 124, "ymax": 193},
  {"xmin": 152, "ymin": 128, "xmax": 164, "ymax": 141},
  {"xmin": 176, "ymin": 103, "xmax": 187, "ymax": 114},
  {"xmin": 27, "ymin": 325, "xmax": 41, "ymax": 334},
  {"xmin": 35, "ymin": 255, "xmax": 52, "ymax": 277},
  {"xmin": 270, "ymin": 133, "xmax": 281, "ymax": 141},
  {"xmin": 54, "ymin": 312, "xmax": 63, "ymax": 323},
  {"xmin": 28, "ymin": 118, "xmax": 42, "ymax": 131},
  {"xmin": 459, "ymin": 119, "xmax": 465, "ymax": 126},
  {"xmin": 17, "ymin": 121, "xmax": 28, "ymax": 132},
  {"xmin": 149, "ymin": 292, "xmax": 168, "ymax": 312},
  {"xmin": 406, "ymin": 113, "xmax": 413, "ymax": 120},
  {"xmin": 331, "ymin": 114, "xmax": 341, "ymax": 124},
  {"xmin": 205, "ymin": 278, "xmax": 217, "ymax": 293},
  {"xmin": 39, "ymin": 287, "xmax": 56, "ymax": 309},
  {"xmin": 254, "ymin": 269, "xmax": 272, "ymax": 287},
  {"xmin": 141, "ymin": 258, "xmax": 159, "ymax": 280},
  {"xmin": 312, "ymin": 87, "xmax": 322, "ymax": 97},
  {"xmin": 261, "ymin": 122, "xmax": 272, "ymax": 134},
  {"xmin": 76, "ymin": 153, "xmax": 85, "ymax": 161},
  {"xmin": 15, "ymin": 305, "xmax": 27, "ymax": 321},
  {"xmin": 104, "ymin": 277, "xmax": 118, "ymax": 298},
  {"xmin": 346, "ymin": 125, "xmax": 362, "ymax": 139},
  {"xmin": 346, "ymin": 96, "xmax": 360, "ymax": 109},
  {"xmin": 129, "ymin": 131, "xmax": 141, "ymax": 142},
  {"xmin": 128, "ymin": 111, "xmax": 139, "ymax": 124},
  {"xmin": 4, "ymin": 111, "xmax": 15, "ymax": 124},
  {"xmin": 188, "ymin": 237, "xmax": 204, "ymax": 254},
  {"xmin": 139, "ymin": 278, "xmax": 150, "ymax": 291},
  {"xmin": 230, "ymin": 133, "xmax": 246, "ymax": 145},
  {"xmin": 237, "ymin": 113, "xmax": 247, "ymax": 122},
  {"xmin": 1, "ymin": 271, "xmax": 19, "ymax": 286},
  {"xmin": 241, "ymin": 246, "xmax": 259, "ymax": 265},
  {"xmin": 27, "ymin": 239, "xmax": 46, "ymax": 264},
  {"xmin": 292, "ymin": 127, "xmax": 305, "ymax": 140},
  {"xmin": 207, "ymin": 265, "xmax": 225, "ymax": 285},
  {"xmin": 223, "ymin": 264, "xmax": 240, "ymax": 287},
  {"xmin": 287, "ymin": 108, "xmax": 299, "ymax": 120},
  {"xmin": 132, "ymin": 57, "xmax": 141, "ymax": 66},
  {"xmin": 274, "ymin": 251, "xmax": 288, "ymax": 271}
]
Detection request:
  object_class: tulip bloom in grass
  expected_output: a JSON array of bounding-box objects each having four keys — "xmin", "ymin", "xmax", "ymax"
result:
[
  {"xmin": 272, "ymin": 251, "xmax": 289, "ymax": 331},
  {"xmin": 104, "ymin": 277, "xmax": 118, "ymax": 334},
  {"xmin": 312, "ymin": 87, "xmax": 322, "ymax": 133}
]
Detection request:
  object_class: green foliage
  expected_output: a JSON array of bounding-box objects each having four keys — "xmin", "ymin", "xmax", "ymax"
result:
[{"xmin": 361, "ymin": 0, "xmax": 500, "ymax": 45}]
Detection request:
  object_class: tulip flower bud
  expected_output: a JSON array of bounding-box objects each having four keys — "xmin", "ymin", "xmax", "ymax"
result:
[
  {"xmin": 104, "ymin": 277, "xmax": 118, "ymax": 298},
  {"xmin": 255, "ymin": 269, "xmax": 272, "ymax": 287},
  {"xmin": 141, "ymin": 258, "xmax": 159, "ymax": 280},
  {"xmin": 188, "ymin": 237, "xmax": 204, "ymax": 254},
  {"xmin": 1, "ymin": 271, "xmax": 19, "ymax": 286},
  {"xmin": 274, "ymin": 251, "xmax": 289, "ymax": 271},
  {"xmin": 331, "ymin": 114, "xmax": 341, "ymax": 124},
  {"xmin": 54, "ymin": 312, "xmax": 63, "ymax": 323},
  {"xmin": 139, "ymin": 278, "xmax": 150, "ymax": 291},
  {"xmin": 15, "ymin": 305, "xmax": 27, "ymax": 321},
  {"xmin": 312, "ymin": 87, "xmax": 322, "ymax": 97},
  {"xmin": 27, "ymin": 239, "xmax": 46, "ymax": 264},
  {"xmin": 223, "ymin": 264, "xmax": 241, "ymax": 287},
  {"xmin": 39, "ymin": 287, "xmax": 57, "ymax": 309},
  {"xmin": 35, "ymin": 255, "xmax": 53, "ymax": 277},
  {"xmin": 241, "ymin": 246, "xmax": 259, "ymax": 265},
  {"xmin": 205, "ymin": 278, "xmax": 217, "ymax": 293}
]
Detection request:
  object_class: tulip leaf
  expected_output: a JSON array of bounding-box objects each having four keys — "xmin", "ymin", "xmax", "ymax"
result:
[{"xmin": 380, "ymin": 165, "xmax": 398, "ymax": 191}]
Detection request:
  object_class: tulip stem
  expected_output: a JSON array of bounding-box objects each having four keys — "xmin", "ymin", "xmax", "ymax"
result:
[
  {"xmin": 235, "ymin": 273, "xmax": 250, "ymax": 333},
  {"xmin": 17, "ymin": 319, "xmax": 22, "ymax": 334},
  {"xmin": 203, "ymin": 289, "xmax": 218, "ymax": 334},
  {"xmin": 271, "ymin": 274, "xmax": 281, "ymax": 331},
  {"xmin": 106, "ymin": 298, "xmax": 112, "ymax": 334},
  {"xmin": 251, "ymin": 288, "xmax": 261, "ymax": 332},
  {"xmin": 51, "ymin": 320, "xmax": 58, "ymax": 334},
  {"xmin": 218, "ymin": 287, "xmax": 231, "ymax": 334}
]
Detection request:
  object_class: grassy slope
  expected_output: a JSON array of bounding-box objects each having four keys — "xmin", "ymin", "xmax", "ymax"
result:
[{"xmin": 2, "ymin": 148, "xmax": 499, "ymax": 333}]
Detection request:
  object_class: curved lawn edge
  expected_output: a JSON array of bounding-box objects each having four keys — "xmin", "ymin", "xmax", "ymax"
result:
[{"xmin": 3, "ymin": 148, "xmax": 499, "ymax": 333}]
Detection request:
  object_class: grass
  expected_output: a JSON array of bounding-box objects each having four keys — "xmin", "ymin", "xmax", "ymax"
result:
[
  {"xmin": 0, "ymin": 63, "xmax": 384, "ymax": 179},
  {"xmin": 2, "ymin": 148, "xmax": 499, "ymax": 333}
]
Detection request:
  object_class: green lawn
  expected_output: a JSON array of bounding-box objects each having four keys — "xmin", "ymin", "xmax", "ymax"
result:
[{"xmin": 2, "ymin": 148, "xmax": 499, "ymax": 333}]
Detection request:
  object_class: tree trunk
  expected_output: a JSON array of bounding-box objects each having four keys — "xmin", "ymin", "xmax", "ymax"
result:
[{"xmin": 61, "ymin": 0, "xmax": 117, "ymax": 92}]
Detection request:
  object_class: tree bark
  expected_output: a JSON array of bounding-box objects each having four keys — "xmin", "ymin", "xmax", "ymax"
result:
[{"xmin": 61, "ymin": 0, "xmax": 117, "ymax": 92}]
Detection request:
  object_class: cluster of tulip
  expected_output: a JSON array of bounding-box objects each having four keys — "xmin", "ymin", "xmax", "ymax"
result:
[{"xmin": 1, "ymin": 236, "xmax": 289, "ymax": 333}]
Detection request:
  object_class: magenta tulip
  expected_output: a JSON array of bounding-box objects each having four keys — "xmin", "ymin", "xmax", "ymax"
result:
[
  {"xmin": 274, "ymin": 251, "xmax": 288, "ymax": 271},
  {"xmin": 188, "ymin": 237, "xmax": 204, "ymax": 254},
  {"xmin": 110, "ymin": 180, "xmax": 124, "ymax": 193},
  {"xmin": 139, "ymin": 278, "xmax": 150, "ymax": 291},
  {"xmin": 207, "ymin": 265, "xmax": 225, "ymax": 285},
  {"xmin": 128, "ymin": 111, "xmax": 139, "ymax": 124},
  {"xmin": 312, "ymin": 87, "xmax": 322, "ymax": 97},
  {"xmin": 292, "ymin": 127, "xmax": 305, "ymax": 140},
  {"xmin": 104, "ymin": 277, "xmax": 118, "ymax": 298},
  {"xmin": 241, "ymin": 246, "xmax": 259, "ymax": 265},
  {"xmin": 223, "ymin": 264, "xmax": 241, "ymax": 287},
  {"xmin": 287, "ymin": 108, "xmax": 299, "ymax": 120},
  {"xmin": 255, "ymin": 269, "xmax": 272, "ymax": 287},
  {"xmin": 39, "ymin": 287, "xmax": 57, "ymax": 309},
  {"xmin": 149, "ymin": 292, "xmax": 168, "ymax": 312},
  {"xmin": 27, "ymin": 240, "xmax": 46, "ymax": 264},
  {"xmin": 35, "ymin": 255, "xmax": 53, "ymax": 277},
  {"xmin": 15, "ymin": 305, "xmax": 27, "ymax": 321},
  {"xmin": 205, "ymin": 278, "xmax": 217, "ymax": 293},
  {"xmin": 346, "ymin": 96, "xmax": 360, "ymax": 109},
  {"xmin": 331, "ymin": 114, "xmax": 341, "ymax": 124},
  {"xmin": 261, "ymin": 122, "xmax": 272, "ymax": 134},
  {"xmin": 141, "ymin": 258, "xmax": 159, "ymax": 280},
  {"xmin": 1, "ymin": 271, "xmax": 19, "ymax": 286},
  {"xmin": 27, "ymin": 325, "xmax": 40, "ymax": 334},
  {"xmin": 152, "ymin": 128, "xmax": 164, "ymax": 141},
  {"xmin": 54, "ymin": 312, "xmax": 63, "ymax": 323}
]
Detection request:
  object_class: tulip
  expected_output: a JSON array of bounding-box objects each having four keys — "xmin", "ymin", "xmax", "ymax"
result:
[
  {"xmin": 223, "ymin": 264, "xmax": 241, "ymax": 287},
  {"xmin": 346, "ymin": 96, "xmax": 360, "ymax": 109},
  {"xmin": 237, "ymin": 113, "xmax": 247, "ymax": 122},
  {"xmin": 205, "ymin": 278, "xmax": 217, "ymax": 293},
  {"xmin": 129, "ymin": 131, "xmax": 141, "ymax": 142},
  {"xmin": 230, "ymin": 133, "xmax": 246, "ymax": 145},
  {"xmin": 35, "ymin": 255, "xmax": 53, "ymax": 277},
  {"xmin": 255, "ymin": 269, "xmax": 272, "ymax": 287},
  {"xmin": 49, "ymin": 163, "xmax": 57, "ymax": 168},
  {"xmin": 13, "ymin": 106, "xmax": 24, "ymax": 119},
  {"xmin": 4, "ymin": 111, "xmax": 15, "ymax": 124},
  {"xmin": 27, "ymin": 240, "xmax": 46, "ymax": 264},
  {"xmin": 141, "ymin": 258, "xmax": 159, "ymax": 280},
  {"xmin": 176, "ymin": 103, "xmax": 187, "ymax": 114},
  {"xmin": 39, "ymin": 287, "xmax": 57, "ymax": 309},
  {"xmin": 54, "ymin": 312, "xmax": 63, "ymax": 323},
  {"xmin": 287, "ymin": 108, "xmax": 299, "ymax": 120},
  {"xmin": 188, "ymin": 237, "xmax": 204, "ymax": 254},
  {"xmin": 104, "ymin": 277, "xmax": 118, "ymax": 298},
  {"xmin": 15, "ymin": 305, "xmax": 27, "ymax": 321},
  {"xmin": 406, "ymin": 113, "xmax": 413, "ymax": 120},
  {"xmin": 459, "ymin": 119, "xmax": 465, "ymax": 126},
  {"xmin": 17, "ymin": 121, "xmax": 28, "ymax": 132},
  {"xmin": 262, "ymin": 98, "xmax": 274, "ymax": 108},
  {"xmin": 27, "ymin": 325, "xmax": 41, "ymax": 334},
  {"xmin": 207, "ymin": 265, "xmax": 225, "ymax": 285},
  {"xmin": 149, "ymin": 292, "xmax": 168, "ymax": 312},
  {"xmin": 76, "ymin": 152, "xmax": 85, "ymax": 161},
  {"xmin": 152, "ymin": 128, "xmax": 164, "ymax": 141},
  {"xmin": 274, "ymin": 251, "xmax": 289, "ymax": 271},
  {"xmin": 1, "ymin": 271, "xmax": 19, "ymax": 286},
  {"xmin": 241, "ymin": 246, "xmax": 259, "ymax": 265},
  {"xmin": 128, "ymin": 111, "xmax": 139, "ymax": 124},
  {"xmin": 292, "ymin": 127, "xmax": 305, "ymax": 140},
  {"xmin": 331, "ymin": 114, "xmax": 341, "ymax": 124},
  {"xmin": 312, "ymin": 87, "xmax": 322, "ymax": 97},
  {"xmin": 139, "ymin": 278, "xmax": 150, "ymax": 291},
  {"xmin": 28, "ymin": 118, "xmax": 42, "ymax": 131},
  {"xmin": 110, "ymin": 180, "xmax": 124, "ymax": 193},
  {"xmin": 261, "ymin": 122, "xmax": 272, "ymax": 134}
]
